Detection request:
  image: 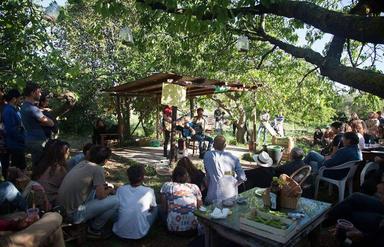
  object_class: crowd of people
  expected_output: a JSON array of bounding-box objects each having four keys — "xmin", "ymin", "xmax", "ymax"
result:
[{"xmin": 1, "ymin": 82, "xmax": 384, "ymax": 246}]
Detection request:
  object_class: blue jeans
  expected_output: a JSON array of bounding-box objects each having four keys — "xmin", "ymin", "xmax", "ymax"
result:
[
  {"xmin": 26, "ymin": 139, "xmax": 47, "ymax": 166},
  {"xmin": 0, "ymin": 181, "xmax": 27, "ymax": 211},
  {"xmin": 194, "ymin": 134, "xmax": 213, "ymax": 153},
  {"xmin": 257, "ymin": 125, "xmax": 266, "ymax": 144},
  {"xmin": 303, "ymin": 151, "xmax": 325, "ymax": 173},
  {"xmin": 72, "ymin": 192, "xmax": 119, "ymax": 231}
]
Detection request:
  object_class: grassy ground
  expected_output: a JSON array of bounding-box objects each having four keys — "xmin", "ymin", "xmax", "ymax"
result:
[{"xmin": 63, "ymin": 123, "xmax": 337, "ymax": 247}]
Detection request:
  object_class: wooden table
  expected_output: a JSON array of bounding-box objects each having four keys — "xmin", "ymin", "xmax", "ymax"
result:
[
  {"xmin": 100, "ymin": 133, "xmax": 121, "ymax": 146},
  {"xmin": 195, "ymin": 189, "xmax": 331, "ymax": 247}
]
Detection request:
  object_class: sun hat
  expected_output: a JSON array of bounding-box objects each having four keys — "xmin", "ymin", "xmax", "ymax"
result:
[{"xmin": 253, "ymin": 151, "xmax": 273, "ymax": 167}]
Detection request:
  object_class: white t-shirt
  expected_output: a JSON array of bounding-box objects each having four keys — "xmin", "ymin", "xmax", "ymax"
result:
[
  {"xmin": 112, "ymin": 185, "xmax": 157, "ymax": 239},
  {"xmin": 357, "ymin": 133, "xmax": 365, "ymax": 150}
]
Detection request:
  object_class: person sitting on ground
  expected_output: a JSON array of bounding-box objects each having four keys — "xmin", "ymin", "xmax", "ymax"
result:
[
  {"xmin": 314, "ymin": 132, "xmax": 362, "ymax": 179},
  {"xmin": 241, "ymin": 151, "xmax": 275, "ymax": 191},
  {"xmin": 304, "ymin": 121, "xmax": 345, "ymax": 172},
  {"xmin": 177, "ymin": 157, "xmax": 207, "ymax": 200},
  {"xmin": 351, "ymin": 120, "xmax": 366, "ymax": 150},
  {"xmin": 160, "ymin": 166, "xmax": 202, "ymax": 235},
  {"xmin": 20, "ymin": 82, "xmax": 54, "ymax": 166},
  {"xmin": 66, "ymin": 143, "xmax": 93, "ymax": 170},
  {"xmin": 0, "ymin": 212, "xmax": 65, "ymax": 247},
  {"xmin": 313, "ymin": 127, "xmax": 323, "ymax": 146},
  {"xmin": 0, "ymin": 181, "xmax": 27, "ymax": 213},
  {"xmin": 92, "ymin": 118, "xmax": 107, "ymax": 145},
  {"xmin": 204, "ymin": 135, "xmax": 246, "ymax": 204},
  {"xmin": 58, "ymin": 145, "xmax": 118, "ymax": 237},
  {"xmin": 192, "ymin": 108, "xmax": 213, "ymax": 159},
  {"xmin": 275, "ymin": 147, "xmax": 305, "ymax": 177},
  {"xmin": 32, "ymin": 140, "xmax": 70, "ymax": 206},
  {"xmin": 113, "ymin": 164, "xmax": 157, "ymax": 240},
  {"xmin": 2, "ymin": 89, "xmax": 26, "ymax": 173},
  {"xmin": 325, "ymin": 187, "xmax": 384, "ymax": 247}
]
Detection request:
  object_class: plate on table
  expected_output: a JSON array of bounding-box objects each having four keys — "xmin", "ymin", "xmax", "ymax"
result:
[{"xmin": 255, "ymin": 188, "xmax": 266, "ymax": 197}]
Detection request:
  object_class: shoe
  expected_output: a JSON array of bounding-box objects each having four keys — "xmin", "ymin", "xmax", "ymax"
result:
[
  {"xmin": 87, "ymin": 227, "xmax": 113, "ymax": 239},
  {"xmin": 87, "ymin": 227, "xmax": 102, "ymax": 239}
]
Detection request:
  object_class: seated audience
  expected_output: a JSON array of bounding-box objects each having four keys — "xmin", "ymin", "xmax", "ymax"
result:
[
  {"xmin": 366, "ymin": 112, "xmax": 380, "ymax": 137},
  {"xmin": 177, "ymin": 157, "xmax": 207, "ymax": 200},
  {"xmin": 92, "ymin": 119, "xmax": 107, "ymax": 145},
  {"xmin": 66, "ymin": 143, "xmax": 93, "ymax": 170},
  {"xmin": 304, "ymin": 121, "xmax": 345, "ymax": 172},
  {"xmin": 0, "ymin": 212, "xmax": 65, "ymax": 247},
  {"xmin": 242, "ymin": 151, "xmax": 275, "ymax": 190},
  {"xmin": 275, "ymin": 147, "xmax": 305, "ymax": 176},
  {"xmin": 32, "ymin": 140, "xmax": 70, "ymax": 206},
  {"xmin": 313, "ymin": 127, "xmax": 323, "ymax": 146},
  {"xmin": 160, "ymin": 166, "xmax": 202, "ymax": 234},
  {"xmin": 204, "ymin": 136, "xmax": 246, "ymax": 204},
  {"xmin": 351, "ymin": 120, "xmax": 366, "ymax": 150},
  {"xmin": 113, "ymin": 165, "xmax": 157, "ymax": 240},
  {"xmin": 192, "ymin": 108, "xmax": 213, "ymax": 158},
  {"xmin": 326, "ymin": 189, "xmax": 384, "ymax": 247},
  {"xmin": 312, "ymin": 132, "xmax": 362, "ymax": 179},
  {"xmin": 58, "ymin": 145, "xmax": 118, "ymax": 237},
  {"xmin": 0, "ymin": 181, "xmax": 27, "ymax": 213}
]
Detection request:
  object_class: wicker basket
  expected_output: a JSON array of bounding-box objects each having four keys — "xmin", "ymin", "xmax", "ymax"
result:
[{"xmin": 262, "ymin": 174, "xmax": 303, "ymax": 210}]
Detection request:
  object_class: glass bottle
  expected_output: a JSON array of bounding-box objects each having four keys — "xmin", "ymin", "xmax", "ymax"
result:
[{"xmin": 270, "ymin": 177, "xmax": 281, "ymax": 211}]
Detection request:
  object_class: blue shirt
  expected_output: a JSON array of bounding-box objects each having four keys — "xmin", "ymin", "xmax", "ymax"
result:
[
  {"xmin": 322, "ymin": 145, "xmax": 362, "ymax": 179},
  {"xmin": 20, "ymin": 101, "xmax": 46, "ymax": 141},
  {"xmin": 204, "ymin": 150, "xmax": 247, "ymax": 203},
  {"xmin": 2, "ymin": 104, "xmax": 25, "ymax": 150}
]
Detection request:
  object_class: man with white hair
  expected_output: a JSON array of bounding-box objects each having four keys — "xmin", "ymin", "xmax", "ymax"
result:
[
  {"xmin": 204, "ymin": 135, "xmax": 246, "ymax": 204},
  {"xmin": 275, "ymin": 147, "xmax": 305, "ymax": 176}
]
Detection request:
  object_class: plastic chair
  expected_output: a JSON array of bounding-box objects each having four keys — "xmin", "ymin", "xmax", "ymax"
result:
[
  {"xmin": 314, "ymin": 160, "xmax": 362, "ymax": 203},
  {"xmin": 360, "ymin": 162, "xmax": 379, "ymax": 186}
]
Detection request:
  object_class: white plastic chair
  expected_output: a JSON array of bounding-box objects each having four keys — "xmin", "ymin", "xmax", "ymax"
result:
[
  {"xmin": 314, "ymin": 160, "xmax": 362, "ymax": 202},
  {"xmin": 360, "ymin": 162, "xmax": 379, "ymax": 186}
]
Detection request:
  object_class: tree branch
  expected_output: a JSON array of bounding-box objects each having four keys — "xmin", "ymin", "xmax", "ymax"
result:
[
  {"xmin": 137, "ymin": 0, "xmax": 384, "ymax": 44},
  {"xmin": 256, "ymin": 45, "xmax": 277, "ymax": 69},
  {"xmin": 245, "ymin": 31, "xmax": 384, "ymax": 98},
  {"xmin": 297, "ymin": 66, "xmax": 319, "ymax": 88}
]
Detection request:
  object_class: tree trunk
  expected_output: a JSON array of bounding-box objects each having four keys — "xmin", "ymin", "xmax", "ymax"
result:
[{"xmin": 236, "ymin": 125, "xmax": 246, "ymax": 144}]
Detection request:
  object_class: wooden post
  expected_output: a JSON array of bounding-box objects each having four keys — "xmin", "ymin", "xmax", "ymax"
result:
[
  {"xmin": 169, "ymin": 106, "xmax": 178, "ymax": 165},
  {"xmin": 189, "ymin": 98, "xmax": 194, "ymax": 117},
  {"xmin": 253, "ymin": 92, "xmax": 257, "ymax": 152},
  {"xmin": 125, "ymin": 97, "xmax": 131, "ymax": 138},
  {"xmin": 156, "ymin": 96, "xmax": 160, "ymax": 140},
  {"xmin": 115, "ymin": 94, "xmax": 124, "ymax": 141}
]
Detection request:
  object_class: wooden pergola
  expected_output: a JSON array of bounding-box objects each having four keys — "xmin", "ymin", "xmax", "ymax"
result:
[{"xmin": 105, "ymin": 72, "xmax": 261, "ymax": 163}]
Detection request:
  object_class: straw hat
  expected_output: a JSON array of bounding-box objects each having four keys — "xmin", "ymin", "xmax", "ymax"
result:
[{"xmin": 253, "ymin": 151, "xmax": 273, "ymax": 167}]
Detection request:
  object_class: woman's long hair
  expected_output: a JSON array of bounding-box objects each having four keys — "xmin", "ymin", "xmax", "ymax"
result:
[
  {"xmin": 32, "ymin": 140, "xmax": 70, "ymax": 180},
  {"xmin": 176, "ymin": 157, "xmax": 201, "ymax": 184}
]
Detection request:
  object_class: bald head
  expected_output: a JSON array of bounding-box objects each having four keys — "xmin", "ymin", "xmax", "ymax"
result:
[{"xmin": 213, "ymin": 135, "xmax": 226, "ymax": 151}]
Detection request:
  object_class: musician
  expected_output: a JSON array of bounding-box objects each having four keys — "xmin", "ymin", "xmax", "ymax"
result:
[
  {"xmin": 192, "ymin": 108, "xmax": 213, "ymax": 158},
  {"xmin": 162, "ymin": 105, "xmax": 172, "ymax": 157}
]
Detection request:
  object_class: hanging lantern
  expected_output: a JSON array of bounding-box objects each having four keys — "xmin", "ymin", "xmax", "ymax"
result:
[
  {"xmin": 44, "ymin": 1, "xmax": 60, "ymax": 22},
  {"xmin": 119, "ymin": 26, "xmax": 134, "ymax": 45},
  {"xmin": 236, "ymin": 35, "xmax": 249, "ymax": 52}
]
